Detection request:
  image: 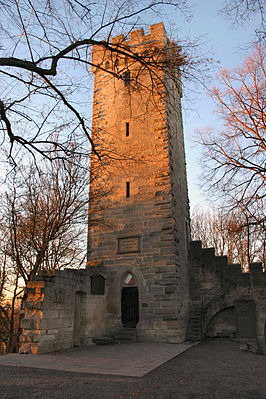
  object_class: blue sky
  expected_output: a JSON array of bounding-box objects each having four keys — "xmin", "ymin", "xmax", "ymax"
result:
[
  {"xmin": 0, "ymin": 1, "xmax": 260, "ymax": 208},
  {"xmin": 154, "ymin": 0, "xmax": 261, "ymax": 211}
]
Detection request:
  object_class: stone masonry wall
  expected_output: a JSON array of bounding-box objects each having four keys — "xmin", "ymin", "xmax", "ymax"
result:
[
  {"xmin": 87, "ymin": 22, "xmax": 190, "ymax": 343},
  {"xmin": 19, "ymin": 270, "xmax": 106, "ymax": 354},
  {"xmin": 166, "ymin": 71, "xmax": 190, "ymax": 335},
  {"xmin": 188, "ymin": 241, "xmax": 266, "ymax": 354}
]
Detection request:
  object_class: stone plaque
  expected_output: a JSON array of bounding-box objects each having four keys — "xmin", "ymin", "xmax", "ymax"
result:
[
  {"xmin": 117, "ymin": 236, "xmax": 140, "ymax": 254},
  {"xmin": 235, "ymin": 300, "xmax": 256, "ymax": 339}
]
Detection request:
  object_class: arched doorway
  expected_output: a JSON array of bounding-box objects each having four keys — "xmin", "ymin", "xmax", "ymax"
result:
[{"xmin": 121, "ymin": 273, "xmax": 139, "ymax": 328}]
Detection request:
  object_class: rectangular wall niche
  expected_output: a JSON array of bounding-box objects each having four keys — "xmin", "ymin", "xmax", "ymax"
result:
[
  {"xmin": 117, "ymin": 236, "xmax": 140, "ymax": 254},
  {"xmin": 235, "ymin": 300, "xmax": 256, "ymax": 339}
]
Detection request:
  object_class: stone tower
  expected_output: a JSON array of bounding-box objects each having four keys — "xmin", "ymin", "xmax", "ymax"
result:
[
  {"xmin": 18, "ymin": 23, "xmax": 266, "ymax": 355},
  {"xmin": 88, "ymin": 22, "xmax": 190, "ymax": 343}
]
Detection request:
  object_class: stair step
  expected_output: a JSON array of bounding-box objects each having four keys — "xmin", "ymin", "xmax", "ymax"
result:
[
  {"xmin": 92, "ymin": 336, "xmax": 116, "ymax": 345},
  {"xmin": 186, "ymin": 312, "xmax": 203, "ymax": 341},
  {"xmin": 113, "ymin": 328, "xmax": 137, "ymax": 343}
]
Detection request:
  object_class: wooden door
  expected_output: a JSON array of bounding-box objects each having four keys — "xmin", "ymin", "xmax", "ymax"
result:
[{"xmin": 121, "ymin": 287, "xmax": 139, "ymax": 328}]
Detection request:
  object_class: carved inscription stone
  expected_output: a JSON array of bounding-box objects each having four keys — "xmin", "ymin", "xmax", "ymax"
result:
[
  {"xmin": 235, "ymin": 300, "xmax": 256, "ymax": 339},
  {"xmin": 118, "ymin": 236, "xmax": 140, "ymax": 254}
]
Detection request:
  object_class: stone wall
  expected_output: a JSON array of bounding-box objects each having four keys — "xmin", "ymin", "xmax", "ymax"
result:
[
  {"xmin": 188, "ymin": 241, "xmax": 266, "ymax": 354},
  {"xmin": 19, "ymin": 270, "xmax": 106, "ymax": 354}
]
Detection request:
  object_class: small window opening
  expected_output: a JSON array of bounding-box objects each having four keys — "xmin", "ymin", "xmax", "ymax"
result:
[
  {"xmin": 126, "ymin": 122, "xmax": 129, "ymax": 137},
  {"xmin": 126, "ymin": 182, "xmax": 130, "ymax": 198},
  {"xmin": 123, "ymin": 71, "xmax": 130, "ymax": 86},
  {"xmin": 91, "ymin": 275, "xmax": 105, "ymax": 295},
  {"xmin": 105, "ymin": 61, "xmax": 110, "ymax": 70}
]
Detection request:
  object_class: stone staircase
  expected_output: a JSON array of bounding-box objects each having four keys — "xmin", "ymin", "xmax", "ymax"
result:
[
  {"xmin": 93, "ymin": 328, "xmax": 137, "ymax": 345},
  {"xmin": 186, "ymin": 311, "xmax": 202, "ymax": 341},
  {"xmin": 112, "ymin": 328, "xmax": 137, "ymax": 343},
  {"xmin": 92, "ymin": 336, "xmax": 116, "ymax": 345}
]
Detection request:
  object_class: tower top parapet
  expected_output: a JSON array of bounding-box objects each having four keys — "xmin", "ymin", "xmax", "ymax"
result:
[
  {"xmin": 111, "ymin": 22, "xmax": 167, "ymax": 46},
  {"xmin": 91, "ymin": 22, "xmax": 169, "ymax": 74}
]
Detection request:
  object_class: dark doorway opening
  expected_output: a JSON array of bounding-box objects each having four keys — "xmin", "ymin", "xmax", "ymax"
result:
[{"xmin": 121, "ymin": 287, "xmax": 139, "ymax": 328}]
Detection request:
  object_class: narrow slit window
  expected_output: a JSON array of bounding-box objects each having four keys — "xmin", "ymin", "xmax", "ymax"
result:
[
  {"xmin": 123, "ymin": 71, "xmax": 130, "ymax": 86},
  {"xmin": 126, "ymin": 122, "xmax": 129, "ymax": 137},
  {"xmin": 126, "ymin": 182, "xmax": 130, "ymax": 198}
]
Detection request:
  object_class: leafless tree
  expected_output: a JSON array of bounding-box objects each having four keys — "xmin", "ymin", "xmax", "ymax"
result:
[
  {"xmin": 0, "ymin": 245, "xmax": 9, "ymax": 353},
  {"xmin": 0, "ymin": 0, "xmax": 210, "ymax": 171},
  {"xmin": 0, "ymin": 156, "xmax": 91, "ymax": 284},
  {"xmin": 220, "ymin": 0, "xmax": 265, "ymax": 43},
  {"xmin": 196, "ymin": 45, "xmax": 265, "ymax": 227},
  {"xmin": 191, "ymin": 207, "xmax": 265, "ymax": 271},
  {"xmin": 0, "ymin": 146, "xmax": 100, "ymax": 351},
  {"xmin": 0, "ymin": 234, "xmax": 21, "ymax": 353}
]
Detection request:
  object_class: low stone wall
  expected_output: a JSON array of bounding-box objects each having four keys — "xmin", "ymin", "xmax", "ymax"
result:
[
  {"xmin": 188, "ymin": 241, "xmax": 266, "ymax": 354},
  {"xmin": 19, "ymin": 269, "xmax": 106, "ymax": 354}
]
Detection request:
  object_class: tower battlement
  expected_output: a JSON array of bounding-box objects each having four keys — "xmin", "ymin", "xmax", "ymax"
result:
[
  {"xmin": 111, "ymin": 22, "xmax": 167, "ymax": 45},
  {"xmin": 92, "ymin": 22, "xmax": 168, "ymax": 74}
]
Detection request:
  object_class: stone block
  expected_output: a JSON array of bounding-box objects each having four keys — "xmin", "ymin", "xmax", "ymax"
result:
[
  {"xmin": 153, "ymin": 307, "xmax": 177, "ymax": 315},
  {"xmin": 153, "ymin": 320, "xmax": 165, "ymax": 328},
  {"xmin": 19, "ymin": 343, "xmax": 32, "ymax": 354},
  {"xmin": 155, "ymin": 328, "xmax": 170, "ymax": 338},
  {"xmin": 28, "ymin": 281, "xmax": 46, "ymax": 288},
  {"xmin": 21, "ymin": 318, "xmax": 35, "ymax": 329},
  {"xmin": 167, "ymin": 320, "xmax": 180, "ymax": 329},
  {"xmin": 43, "ymin": 310, "xmax": 59, "ymax": 319},
  {"xmin": 59, "ymin": 310, "xmax": 74, "ymax": 319},
  {"xmin": 33, "ymin": 333, "xmax": 57, "ymax": 343},
  {"xmin": 165, "ymin": 287, "xmax": 176, "ymax": 295},
  {"xmin": 37, "ymin": 342, "xmax": 54, "ymax": 354},
  {"xmin": 40, "ymin": 318, "xmax": 61, "ymax": 329},
  {"xmin": 162, "ymin": 301, "xmax": 176, "ymax": 307},
  {"xmin": 150, "ymin": 286, "xmax": 164, "ymax": 295},
  {"xmin": 167, "ymin": 336, "xmax": 183, "ymax": 344},
  {"xmin": 22, "ymin": 300, "xmax": 43, "ymax": 310},
  {"xmin": 29, "ymin": 343, "xmax": 41, "ymax": 355}
]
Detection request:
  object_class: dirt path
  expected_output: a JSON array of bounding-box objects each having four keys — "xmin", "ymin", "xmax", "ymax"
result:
[{"xmin": 0, "ymin": 339, "xmax": 265, "ymax": 399}]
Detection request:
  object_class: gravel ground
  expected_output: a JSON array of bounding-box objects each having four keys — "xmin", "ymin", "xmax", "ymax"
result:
[{"xmin": 0, "ymin": 339, "xmax": 265, "ymax": 399}]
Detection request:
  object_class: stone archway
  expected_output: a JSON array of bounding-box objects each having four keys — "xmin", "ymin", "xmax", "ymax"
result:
[
  {"xmin": 206, "ymin": 306, "xmax": 236, "ymax": 338},
  {"xmin": 121, "ymin": 273, "xmax": 139, "ymax": 328}
]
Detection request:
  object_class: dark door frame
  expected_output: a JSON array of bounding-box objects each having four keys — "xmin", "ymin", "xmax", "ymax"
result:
[{"xmin": 121, "ymin": 286, "xmax": 139, "ymax": 328}]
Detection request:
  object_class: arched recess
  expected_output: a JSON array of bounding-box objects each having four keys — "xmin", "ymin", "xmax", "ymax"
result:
[
  {"xmin": 203, "ymin": 295, "xmax": 236, "ymax": 334},
  {"xmin": 206, "ymin": 306, "xmax": 236, "ymax": 338},
  {"xmin": 73, "ymin": 290, "xmax": 86, "ymax": 346},
  {"xmin": 121, "ymin": 272, "xmax": 139, "ymax": 328}
]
